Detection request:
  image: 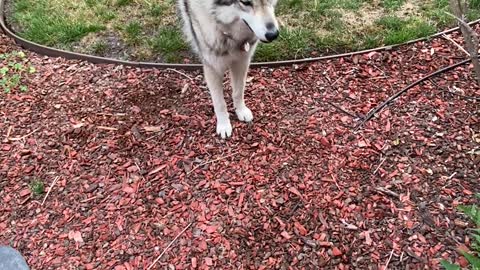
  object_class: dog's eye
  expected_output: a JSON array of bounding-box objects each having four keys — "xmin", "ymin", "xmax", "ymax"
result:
[{"xmin": 240, "ymin": 0, "xmax": 253, "ymax": 6}]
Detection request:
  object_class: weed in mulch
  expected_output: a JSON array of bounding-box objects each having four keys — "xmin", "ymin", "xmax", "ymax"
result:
[
  {"xmin": 441, "ymin": 194, "xmax": 480, "ymax": 269},
  {"xmin": 0, "ymin": 50, "xmax": 36, "ymax": 93},
  {"xmin": 28, "ymin": 179, "xmax": 44, "ymax": 196}
]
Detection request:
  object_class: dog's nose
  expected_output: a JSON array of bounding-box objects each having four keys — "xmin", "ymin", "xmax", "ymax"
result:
[
  {"xmin": 265, "ymin": 29, "xmax": 279, "ymax": 42},
  {"xmin": 265, "ymin": 22, "xmax": 279, "ymax": 42}
]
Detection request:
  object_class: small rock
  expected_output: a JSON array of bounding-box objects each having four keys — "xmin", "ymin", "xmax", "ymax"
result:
[
  {"xmin": 0, "ymin": 246, "xmax": 30, "ymax": 270},
  {"xmin": 275, "ymin": 197, "xmax": 285, "ymax": 204},
  {"xmin": 300, "ymin": 237, "xmax": 317, "ymax": 248},
  {"xmin": 171, "ymin": 184, "xmax": 184, "ymax": 191}
]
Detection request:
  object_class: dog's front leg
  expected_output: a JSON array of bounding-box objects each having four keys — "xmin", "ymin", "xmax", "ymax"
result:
[
  {"xmin": 203, "ymin": 65, "xmax": 232, "ymax": 138},
  {"xmin": 230, "ymin": 56, "xmax": 253, "ymax": 123}
]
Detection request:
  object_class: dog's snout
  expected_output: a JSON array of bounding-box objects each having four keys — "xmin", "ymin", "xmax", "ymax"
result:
[
  {"xmin": 266, "ymin": 22, "xmax": 276, "ymax": 30},
  {"xmin": 265, "ymin": 29, "xmax": 279, "ymax": 42},
  {"xmin": 264, "ymin": 22, "xmax": 279, "ymax": 42}
]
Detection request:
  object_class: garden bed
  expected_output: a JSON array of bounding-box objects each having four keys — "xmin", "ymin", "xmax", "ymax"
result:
[{"xmin": 1, "ymin": 23, "xmax": 480, "ymax": 269}]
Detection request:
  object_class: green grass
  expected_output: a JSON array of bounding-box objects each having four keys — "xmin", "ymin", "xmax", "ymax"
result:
[
  {"xmin": 10, "ymin": 0, "xmax": 106, "ymax": 48},
  {"xmin": 381, "ymin": 0, "xmax": 406, "ymax": 10},
  {"xmin": 6, "ymin": 0, "xmax": 480, "ymax": 63},
  {"xmin": 151, "ymin": 26, "xmax": 188, "ymax": 62},
  {"xmin": 376, "ymin": 16, "xmax": 437, "ymax": 44},
  {"xmin": 125, "ymin": 21, "xmax": 142, "ymax": 45}
]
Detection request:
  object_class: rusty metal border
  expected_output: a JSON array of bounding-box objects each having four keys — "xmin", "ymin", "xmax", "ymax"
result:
[{"xmin": 2, "ymin": 0, "xmax": 479, "ymax": 71}]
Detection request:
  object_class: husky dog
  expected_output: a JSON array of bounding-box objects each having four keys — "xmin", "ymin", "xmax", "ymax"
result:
[{"xmin": 177, "ymin": 0, "xmax": 280, "ymax": 138}]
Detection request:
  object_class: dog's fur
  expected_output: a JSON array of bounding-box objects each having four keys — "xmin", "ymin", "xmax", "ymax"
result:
[{"xmin": 177, "ymin": 0, "xmax": 280, "ymax": 138}]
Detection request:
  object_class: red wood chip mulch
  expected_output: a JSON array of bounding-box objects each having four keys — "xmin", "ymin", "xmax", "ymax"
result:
[{"xmin": 1, "ymin": 25, "xmax": 479, "ymax": 270}]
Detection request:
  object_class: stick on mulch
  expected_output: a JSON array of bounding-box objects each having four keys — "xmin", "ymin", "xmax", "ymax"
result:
[
  {"xmin": 186, "ymin": 152, "xmax": 238, "ymax": 175},
  {"xmin": 324, "ymin": 100, "xmax": 361, "ymax": 119},
  {"xmin": 354, "ymin": 57, "xmax": 474, "ymax": 131},
  {"xmin": 41, "ymin": 176, "xmax": 60, "ymax": 206},
  {"xmin": 146, "ymin": 222, "xmax": 193, "ymax": 270},
  {"xmin": 375, "ymin": 187, "xmax": 400, "ymax": 199},
  {"xmin": 8, "ymin": 128, "xmax": 40, "ymax": 141}
]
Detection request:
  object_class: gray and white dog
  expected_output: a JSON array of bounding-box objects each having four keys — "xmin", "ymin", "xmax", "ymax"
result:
[{"xmin": 177, "ymin": 0, "xmax": 280, "ymax": 138}]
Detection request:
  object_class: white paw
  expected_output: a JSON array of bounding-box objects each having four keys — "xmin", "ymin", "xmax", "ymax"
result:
[
  {"xmin": 235, "ymin": 106, "xmax": 253, "ymax": 122},
  {"xmin": 216, "ymin": 120, "xmax": 233, "ymax": 139}
]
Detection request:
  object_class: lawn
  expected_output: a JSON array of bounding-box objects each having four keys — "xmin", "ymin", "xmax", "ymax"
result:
[{"xmin": 4, "ymin": 0, "xmax": 480, "ymax": 63}]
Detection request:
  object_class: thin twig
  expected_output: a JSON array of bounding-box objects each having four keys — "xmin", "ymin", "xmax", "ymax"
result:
[
  {"xmin": 80, "ymin": 196, "xmax": 98, "ymax": 203},
  {"xmin": 448, "ymin": 172, "xmax": 457, "ymax": 180},
  {"xmin": 146, "ymin": 222, "xmax": 193, "ymax": 270},
  {"xmin": 5, "ymin": 126, "xmax": 13, "ymax": 139},
  {"xmin": 385, "ymin": 249, "xmax": 394, "ymax": 270},
  {"xmin": 354, "ymin": 58, "xmax": 473, "ymax": 131},
  {"xmin": 166, "ymin": 68, "xmax": 194, "ymax": 81},
  {"xmin": 41, "ymin": 176, "xmax": 60, "ymax": 206},
  {"xmin": 446, "ymin": 88, "xmax": 480, "ymax": 100},
  {"xmin": 404, "ymin": 248, "xmax": 425, "ymax": 262},
  {"xmin": 442, "ymin": 34, "xmax": 470, "ymax": 56},
  {"xmin": 324, "ymin": 101, "xmax": 361, "ymax": 119},
  {"xmin": 430, "ymin": 79, "xmax": 480, "ymax": 100},
  {"xmin": 373, "ymin": 157, "xmax": 387, "ymax": 175},
  {"xmin": 331, "ymin": 173, "xmax": 341, "ymax": 191},
  {"xmin": 95, "ymin": 112, "xmax": 126, "ymax": 117},
  {"xmin": 8, "ymin": 128, "xmax": 40, "ymax": 141},
  {"xmin": 375, "ymin": 187, "xmax": 400, "ymax": 198},
  {"xmin": 146, "ymin": 133, "xmax": 164, "ymax": 141},
  {"xmin": 96, "ymin": 126, "xmax": 118, "ymax": 131},
  {"xmin": 186, "ymin": 152, "xmax": 238, "ymax": 175}
]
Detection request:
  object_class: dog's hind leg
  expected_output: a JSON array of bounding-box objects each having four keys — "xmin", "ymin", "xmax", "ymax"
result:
[
  {"xmin": 230, "ymin": 56, "xmax": 253, "ymax": 123},
  {"xmin": 203, "ymin": 64, "xmax": 232, "ymax": 139}
]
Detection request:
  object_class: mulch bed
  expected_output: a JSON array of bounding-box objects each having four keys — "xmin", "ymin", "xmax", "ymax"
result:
[{"xmin": 1, "ymin": 24, "xmax": 479, "ymax": 270}]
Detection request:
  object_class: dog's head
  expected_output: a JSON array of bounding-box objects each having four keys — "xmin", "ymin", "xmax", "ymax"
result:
[{"xmin": 213, "ymin": 0, "xmax": 280, "ymax": 43}]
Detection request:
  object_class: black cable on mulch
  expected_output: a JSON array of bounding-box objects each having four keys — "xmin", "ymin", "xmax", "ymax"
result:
[{"xmin": 353, "ymin": 57, "xmax": 477, "ymax": 132}]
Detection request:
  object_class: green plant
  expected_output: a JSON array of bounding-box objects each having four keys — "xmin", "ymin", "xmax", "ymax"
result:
[
  {"xmin": 0, "ymin": 51, "xmax": 36, "ymax": 93},
  {"xmin": 29, "ymin": 180, "xmax": 45, "ymax": 196},
  {"xmin": 441, "ymin": 194, "xmax": 480, "ymax": 270},
  {"xmin": 125, "ymin": 21, "xmax": 142, "ymax": 45},
  {"xmin": 116, "ymin": 0, "xmax": 133, "ymax": 7},
  {"xmin": 151, "ymin": 26, "xmax": 188, "ymax": 62}
]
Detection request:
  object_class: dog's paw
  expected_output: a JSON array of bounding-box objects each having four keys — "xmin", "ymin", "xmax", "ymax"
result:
[
  {"xmin": 235, "ymin": 106, "xmax": 253, "ymax": 122},
  {"xmin": 216, "ymin": 120, "xmax": 233, "ymax": 139}
]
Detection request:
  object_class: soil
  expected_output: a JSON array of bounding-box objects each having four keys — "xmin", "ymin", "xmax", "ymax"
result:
[{"xmin": 1, "ymin": 22, "xmax": 479, "ymax": 270}]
